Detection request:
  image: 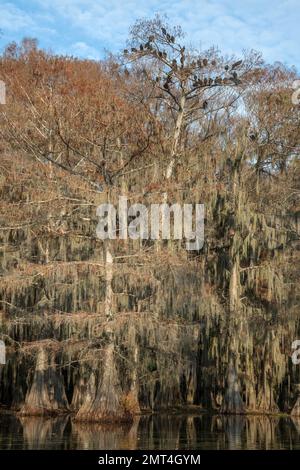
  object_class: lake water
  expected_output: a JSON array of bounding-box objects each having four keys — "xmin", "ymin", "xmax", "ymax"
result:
[{"xmin": 0, "ymin": 412, "xmax": 299, "ymax": 450}]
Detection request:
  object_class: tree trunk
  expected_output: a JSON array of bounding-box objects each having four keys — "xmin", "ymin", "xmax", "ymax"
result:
[
  {"xmin": 165, "ymin": 94, "xmax": 186, "ymax": 182},
  {"xmin": 291, "ymin": 385, "xmax": 300, "ymax": 416},
  {"xmin": 229, "ymin": 257, "xmax": 240, "ymax": 312},
  {"xmin": 19, "ymin": 348, "xmax": 69, "ymax": 416},
  {"xmin": 105, "ymin": 244, "xmax": 113, "ymax": 320},
  {"xmin": 220, "ymin": 359, "xmax": 245, "ymax": 414},
  {"xmin": 75, "ymin": 343, "xmax": 134, "ymax": 423}
]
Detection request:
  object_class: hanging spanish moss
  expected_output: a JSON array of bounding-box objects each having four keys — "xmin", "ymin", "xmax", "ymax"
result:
[{"xmin": 0, "ymin": 28, "xmax": 299, "ymax": 424}]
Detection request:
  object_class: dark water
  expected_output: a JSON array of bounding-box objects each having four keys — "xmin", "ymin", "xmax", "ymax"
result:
[{"xmin": 0, "ymin": 413, "xmax": 300, "ymax": 450}]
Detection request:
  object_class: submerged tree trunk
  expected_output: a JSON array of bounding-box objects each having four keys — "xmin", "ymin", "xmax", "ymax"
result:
[{"xmin": 19, "ymin": 348, "xmax": 69, "ymax": 416}]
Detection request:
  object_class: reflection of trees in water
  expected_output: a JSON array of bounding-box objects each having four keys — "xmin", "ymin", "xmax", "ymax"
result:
[
  {"xmin": 72, "ymin": 418, "xmax": 139, "ymax": 450},
  {"xmin": 0, "ymin": 413, "xmax": 23, "ymax": 449},
  {"xmin": 19, "ymin": 415, "xmax": 70, "ymax": 449},
  {"xmin": 1, "ymin": 413, "xmax": 300, "ymax": 449},
  {"xmin": 291, "ymin": 417, "xmax": 300, "ymax": 434},
  {"xmin": 217, "ymin": 415, "xmax": 280, "ymax": 450},
  {"xmin": 213, "ymin": 415, "xmax": 281, "ymax": 449},
  {"xmin": 138, "ymin": 414, "xmax": 298, "ymax": 450},
  {"xmin": 246, "ymin": 416, "xmax": 280, "ymax": 450},
  {"xmin": 221, "ymin": 415, "xmax": 246, "ymax": 450},
  {"xmin": 138, "ymin": 415, "xmax": 183, "ymax": 449}
]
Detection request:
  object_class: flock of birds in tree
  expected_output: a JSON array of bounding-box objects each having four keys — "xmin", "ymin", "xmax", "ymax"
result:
[{"xmin": 123, "ymin": 27, "xmax": 243, "ymax": 92}]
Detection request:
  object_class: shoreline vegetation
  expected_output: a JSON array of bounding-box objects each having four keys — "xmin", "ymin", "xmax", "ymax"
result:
[
  {"xmin": 0, "ymin": 407, "xmax": 295, "ymax": 419},
  {"xmin": 0, "ymin": 15, "xmax": 299, "ymax": 424}
]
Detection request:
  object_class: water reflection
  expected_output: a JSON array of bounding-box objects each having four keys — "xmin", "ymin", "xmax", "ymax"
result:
[
  {"xmin": 72, "ymin": 419, "xmax": 139, "ymax": 450},
  {"xmin": 0, "ymin": 412, "xmax": 299, "ymax": 450},
  {"xmin": 19, "ymin": 416, "xmax": 70, "ymax": 450}
]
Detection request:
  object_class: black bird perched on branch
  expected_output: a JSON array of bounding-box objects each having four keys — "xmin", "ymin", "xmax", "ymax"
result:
[
  {"xmin": 131, "ymin": 47, "xmax": 137, "ymax": 53},
  {"xmin": 123, "ymin": 49, "xmax": 128, "ymax": 54},
  {"xmin": 232, "ymin": 60, "xmax": 243, "ymax": 69},
  {"xmin": 230, "ymin": 71, "xmax": 241, "ymax": 85},
  {"xmin": 161, "ymin": 27, "xmax": 167, "ymax": 35}
]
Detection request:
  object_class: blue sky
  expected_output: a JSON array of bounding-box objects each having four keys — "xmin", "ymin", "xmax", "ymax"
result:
[{"xmin": 0, "ymin": 0, "xmax": 298, "ymax": 70}]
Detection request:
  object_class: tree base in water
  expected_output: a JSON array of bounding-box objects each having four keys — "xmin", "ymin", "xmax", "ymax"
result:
[
  {"xmin": 291, "ymin": 386, "xmax": 300, "ymax": 417},
  {"xmin": 75, "ymin": 344, "xmax": 138, "ymax": 423},
  {"xmin": 19, "ymin": 348, "xmax": 69, "ymax": 417}
]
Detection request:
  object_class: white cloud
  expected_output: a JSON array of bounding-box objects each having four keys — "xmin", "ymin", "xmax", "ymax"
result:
[
  {"xmin": 68, "ymin": 41, "xmax": 101, "ymax": 60},
  {"xmin": 0, "ymin": 0, "xmax": 298, "ymax": 69},
  {"xmin": 0, "ymin": 3, "xmax": 33, "ymax": 32}
]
